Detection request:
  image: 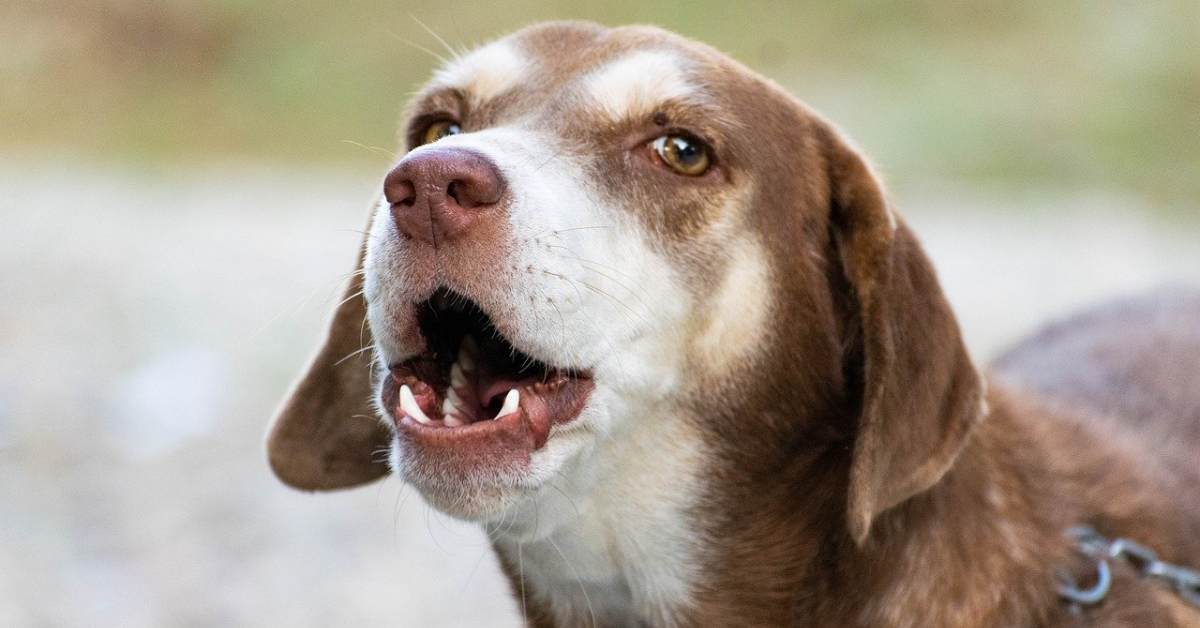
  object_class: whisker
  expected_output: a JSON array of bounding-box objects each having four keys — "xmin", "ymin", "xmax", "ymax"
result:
[
  {"xmin": 537, "ymin": 268, "xmax": 648, "ymax": 377},
  {"xmin": 248, "ymin": 271, "xmax": 354, "ymax": 340},
  {"xmin": 541, "ymin": 244, "xmax": 642, "ymax": 286},
  {"xmin": 531, "ymin": 225, "xmax": 614, "ymax": 239},
  {"xmin": 484, "ymin": 503, "xmax": 514, "ymax": 537},
  {"xmin": 334, "ymin": 288, "xmax": 366, "ymax": 311},
  {"xmin": 339, "ymin": 139, "xmax": 397, "ymax": 160},
  {"xmin": 531, "ymin": 150, "xmax": 561, "ymax": 174},
  {"xmin": 460, "ymin": 546, "xmax": 492, "ymax": 596},
  {"xmin": 359, "ymin": 312, "xmax": 372, "ymax": 354},
  {"xmin": 333, "ymin": 343, "xmax": 374, "ymax": 366},
  {"xmin": 386, "ymin": 29, "xmax": 451, "ymax": 65},
  {"xmin": 334, "ymin": 230, "xmax": 374, "ymax": 239},
  {"xmin": 408, "ymin": 14, "xmax": 461, "ymax": 61},
  {"xmin": 518, "ymin": 542, "xmax": 529, "ymax": 626},
  {"xmin": 551, "ymin": 252, "xmax": 650, "ymax": 305},
  {"xmin": 391, "ymin": 480, "xmax": 413, "ymax": 545},
  {"xmin": 571, "ymin": 276, "xmax": 647, "ymax": 325},
  {"xmin": 369, "ymin": 444, "xmax": 392, "ymax": 464},
  {"xmin": 549, "ymin": 477, "xmax": 582, "ymax": 519},
  {"xmin": 495, "ymin": 505, "xmax": 521, "ymax": 538},
  {"xmin": 424, "ymin": 501, "xmax": 450, "ymax": 554},
  {"xmin": 539, "ymin": 269, "xmax": 585, "ymax": 304},
  {"xmin": 556, "ymin": 225, "xmax": 615, "ymax": 233},
  {"xmin": 546, "ymin": 533, "xmax": 597, "ymax": 628},
  {"xmin": 545, "ymin": 297, "xmax": 570, "ymax": 358}
]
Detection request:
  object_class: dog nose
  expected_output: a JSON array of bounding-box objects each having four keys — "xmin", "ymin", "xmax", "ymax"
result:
[{"xmin": 383, "ymin": 148, "xmax": 505, "ymax": 244}]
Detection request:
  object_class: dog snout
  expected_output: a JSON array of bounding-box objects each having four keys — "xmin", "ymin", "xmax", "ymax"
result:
[{"xmin": 383, "ymin": 148, "xmax": 506, "ymax": 244}]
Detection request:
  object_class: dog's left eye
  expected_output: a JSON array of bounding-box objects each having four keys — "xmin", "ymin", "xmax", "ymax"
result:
[
  {"xmin": 419, "ymin": 120, "xmax": 461, "ymax": 145},
  {"xmin": 650, "ymin": 134, "xmax": 711, "ymax": 176}
]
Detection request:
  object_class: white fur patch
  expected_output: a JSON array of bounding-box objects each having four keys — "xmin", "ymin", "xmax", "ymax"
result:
[
  {"xmin": 584, "ymin": 50, "xmax": 695, "ymax": 120},
  {"xmin": 496, "ymin": 411, "xmax": 707, "ymax": 626},
  {"xmin": 432, "ymin": 40, "xmax": 527, "ymax": 104},
  {"xmin": 694, "ymin": 236, "xmax": 771, "ymax": 371}
]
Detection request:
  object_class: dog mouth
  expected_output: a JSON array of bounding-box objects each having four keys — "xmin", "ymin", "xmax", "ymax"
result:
[{"xmin": 382, "ymin": 288, "xmax": 593, "ymax": 452}]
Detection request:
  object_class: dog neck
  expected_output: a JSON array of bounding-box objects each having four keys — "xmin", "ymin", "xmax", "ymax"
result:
[
  {"xmin": 688, "ymin": 382, "xmax": 1188, "ymax": 627},
  {"xmin": 488, "ymin": 384, "xmax": 1116, "ymax": 627},
  {"xmin": 489, "ymin": 397, "xmax": 709, "ymax": 627}
]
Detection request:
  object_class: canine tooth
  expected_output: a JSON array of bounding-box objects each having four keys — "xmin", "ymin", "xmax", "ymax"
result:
[
  {"xmin": 450, "ymin": 362, "xmax": 467, "ymax": 388},
  {"xmin": 399, "ymin": 385, "xmax": 432, "ymax": 424},
  {"xmin": 494, "ymin": 388, "xmax": 519, "ymax": 420}
]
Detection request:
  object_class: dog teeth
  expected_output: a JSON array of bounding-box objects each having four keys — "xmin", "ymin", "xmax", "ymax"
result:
[
  {"xmin": 458, "ymin": 336, "xmax": 478, "ymax": 371},
  {"xmin": 494, "ymin": 389, "xmax": 519, "ymax": 420},
  {"xmin": 399, "ymin": 384, "xmax": 432, "ymax": 424},
  {"xmin": 442, "ymin": 387, "xmax": 465, "ymax": 427},
  {"xmin": 450, "ymin": 362, "xmax": 467, "ymax": 388}
]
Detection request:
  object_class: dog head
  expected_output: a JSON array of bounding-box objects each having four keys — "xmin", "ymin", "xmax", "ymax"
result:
[{"xmin": 267, "ymin": 21, "xmax": 983, "ymax": 544}]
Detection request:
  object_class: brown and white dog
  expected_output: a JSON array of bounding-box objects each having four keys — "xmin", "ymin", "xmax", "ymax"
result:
[{"xmin": 266, "ymin": 22, "xmax": 1200, "ymax": 627}]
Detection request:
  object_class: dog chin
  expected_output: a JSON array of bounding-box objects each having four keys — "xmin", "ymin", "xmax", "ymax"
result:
[
  {"xmin": 388, "ymin": 431, "xmax": 589, "ymax": 523},
  {"xmin": 406, "ymin": 475, "xmax": 527, "ymax": 522},
  {"xmin": 388, "ymin": 445, "xmax": 516, "ymax": 520}
]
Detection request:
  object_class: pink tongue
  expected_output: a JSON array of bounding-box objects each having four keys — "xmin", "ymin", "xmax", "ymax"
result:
[{"xmin": 479, "ymin": 375, "xmax": 541, "ymax": 407}]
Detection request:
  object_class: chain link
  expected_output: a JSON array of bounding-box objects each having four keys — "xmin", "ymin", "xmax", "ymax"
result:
[{"xmin": 1058, "ymin": 525, "xmax": 1200, "ymax": 609}]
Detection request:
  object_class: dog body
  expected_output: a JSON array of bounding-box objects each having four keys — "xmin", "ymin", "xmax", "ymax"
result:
[{"xmin": 267, "ymin": 22, "xmax": 1200, "ymax": 627}]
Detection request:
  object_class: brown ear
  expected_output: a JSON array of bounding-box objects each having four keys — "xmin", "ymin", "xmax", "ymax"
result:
[
  {"xmin": 266, "ymin": 225, "xmax": 391, "ymax": 491},
  {"xmin": 821, "ymin": 125, "xmax": 985, "ymax": 545}
]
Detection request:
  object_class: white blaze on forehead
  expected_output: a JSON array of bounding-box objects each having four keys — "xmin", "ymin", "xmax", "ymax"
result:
[
  {"xmin": 584, "ymin": 50, "xmax": 695, "ymax": 120},
  {"xmin": 432, "ymin": 39, "xmax": 526, "ymax": 103}
]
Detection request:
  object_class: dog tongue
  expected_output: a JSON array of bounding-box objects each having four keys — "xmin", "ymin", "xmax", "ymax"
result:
[
  {"xmin": 478, "ymin": 371, "xmax": 542, "ymax": 408},
  {"xmin": 472, "ymin": 341, "xmax": 546, "ymax": 406}
]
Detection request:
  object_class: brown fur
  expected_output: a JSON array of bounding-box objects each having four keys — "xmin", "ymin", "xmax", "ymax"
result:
[{"xmin": 267, "ymin": 22, "xmax": 1200, "ymax": 626}]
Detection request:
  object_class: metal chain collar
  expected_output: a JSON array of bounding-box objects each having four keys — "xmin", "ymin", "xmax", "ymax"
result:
[{"xmin": 1058, "ymin": 525, "xmax": 1200, "ymax": 610}]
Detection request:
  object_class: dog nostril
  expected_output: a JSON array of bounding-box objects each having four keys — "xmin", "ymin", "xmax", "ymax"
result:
[
  {"xmin": 445, "ymin": 175, "xmax": 502, "ymax": 209},
  {"xmin": 385, "ymin": 178, "xmax": 417, "ymax": 208}
]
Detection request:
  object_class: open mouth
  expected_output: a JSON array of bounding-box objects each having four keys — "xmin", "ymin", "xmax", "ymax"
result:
[{"xmin": 383, "ymin": 288, "xmax": 593, "ymax": 452}]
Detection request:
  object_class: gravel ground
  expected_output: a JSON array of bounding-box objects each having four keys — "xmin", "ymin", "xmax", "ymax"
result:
[{"xmin": 2, "ymin": 157, "xmax": 1197, "ymax": 627}]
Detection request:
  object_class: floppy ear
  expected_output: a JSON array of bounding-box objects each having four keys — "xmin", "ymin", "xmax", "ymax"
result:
[
  {"xmin": 820, "ymin": 125, "xmax": 985, "ymax": 545},
  {"xmin": 266, "ymin": 225, "xmax": 391, "ymax": 491}
]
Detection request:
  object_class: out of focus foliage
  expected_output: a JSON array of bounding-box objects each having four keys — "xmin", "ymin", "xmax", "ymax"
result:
[{"xmin": 2, "ymin": 1, "xmax": 1197, "ymax": 209}]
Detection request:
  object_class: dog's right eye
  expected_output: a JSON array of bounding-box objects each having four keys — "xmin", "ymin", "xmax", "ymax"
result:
[
  {"xmin": 419, "ymin": 120, "xmax": 461, "ymax": 145},
  {"xmin": 650, "ymin": 134, "xmax": 712, "ymax": 177}
]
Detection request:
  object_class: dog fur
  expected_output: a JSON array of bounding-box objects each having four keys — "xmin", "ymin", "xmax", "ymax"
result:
[{"xmin": 267, "ymin": 22, "xmax": 1200, "ymax": 627}]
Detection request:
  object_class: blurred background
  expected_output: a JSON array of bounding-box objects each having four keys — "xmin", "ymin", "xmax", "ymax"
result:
[{"xmin": 2, "ymin": 1, "xmax": 1197, "ymax": 626}]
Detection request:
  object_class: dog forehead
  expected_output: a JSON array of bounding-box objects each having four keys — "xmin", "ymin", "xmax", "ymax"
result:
[
  {"xmin": 581, "ymin": 49, "xmax": 696, "ymax": 121},
  {"xmin": 426, "ymin": 23, "xmax": 723, "ymax": 119},
  {"xmin": 429, "ymin": 38, "xmax": 528, "ymax": 105}
]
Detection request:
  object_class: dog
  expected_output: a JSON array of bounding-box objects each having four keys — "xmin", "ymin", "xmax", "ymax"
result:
[{"xmin": 266, "ymin": 22, "xmax": 1200, "ymax": 627}]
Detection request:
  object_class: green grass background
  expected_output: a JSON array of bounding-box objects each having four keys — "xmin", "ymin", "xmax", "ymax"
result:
[{"xmin": 3, "ymin": 1, "xmax": 1197, "ymax": 211}]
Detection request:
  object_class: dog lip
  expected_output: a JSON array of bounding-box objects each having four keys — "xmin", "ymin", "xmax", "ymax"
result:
[
  {"xmin": 381, "ymin": 371, "xmax": 594, "ymax": 454},
  {"xmin": 397, "ymin": 401, "xmax": 538, "ymax": 447},
  {"xmin": 377, "ymin": 286, "xmax": 596, "ymax": 476}
]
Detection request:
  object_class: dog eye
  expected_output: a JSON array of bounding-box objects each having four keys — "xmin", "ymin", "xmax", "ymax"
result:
[
  {"xmin": 420, "ymin": 120, "xmax": 461, "ymax": 145},
  {"xmin": 650, "ymin": 134, "xmax": 711, "ymax": 176}
]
